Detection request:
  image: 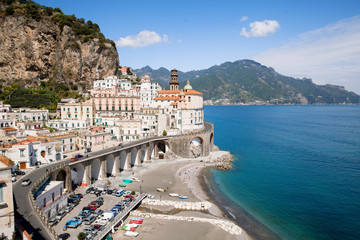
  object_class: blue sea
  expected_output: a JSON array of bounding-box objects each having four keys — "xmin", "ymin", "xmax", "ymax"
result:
[{"xmin": 204, "ymin": 105, "xmax": 360, "ymax": 240}]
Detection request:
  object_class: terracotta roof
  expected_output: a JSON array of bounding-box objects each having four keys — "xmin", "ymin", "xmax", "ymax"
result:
[
  {"xmin": 0, "ymin": 154, "xmax": 13, "ymax": 167},
  {"xmin": 1, "ymin": 128, "xmax": 17, "ymax": 131},
  {"xmin": 154, "ymin": 96, "xmax": 180, "ymax": 101},
  {"xmin": 184, "ymin": 89, "xmax": 203, "ymax": 95},
  {"xmin": 157, "ymin": 90, "xmax": 181, "ymax": 94}
]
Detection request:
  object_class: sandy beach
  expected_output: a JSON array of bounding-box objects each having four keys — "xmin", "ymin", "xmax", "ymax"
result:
[{"xmin": 97, "ymin": 151, "xmax": 252, "ymax": 240}]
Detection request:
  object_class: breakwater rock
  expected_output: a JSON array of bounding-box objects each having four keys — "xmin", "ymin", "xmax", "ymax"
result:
[
  {"xmin": 132, "ymin": 210, "xmax": 243, "ymax": 235},
  {"xmin": 143, "ymin": 199, "xmax": 212, "ymax": 210},
  {"xmin": 206, "ymin": 151, "xmax": 233, "ymax": 170}
]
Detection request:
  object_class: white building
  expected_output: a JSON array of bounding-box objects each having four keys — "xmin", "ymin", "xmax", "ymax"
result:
[
  {"xmin": 138, "ymin": 74, "xmax": 162, "ymax": 108},
  {"xmin": 0, "ymin": 157, "xmax": 14, "ymax": 239},
  {"xmin": 154, "ymin": 69, "xmax": 204, "ymax": 134},
  {"xmin": 34, "ymin": 181, "xmax": 67, "ymax": 219},
  {"xmin": 47, "ymin": 119, "xmax": 92, "ymax": 130},
  {"xmin": 60, "ymin": 100, "xmax": 94, "ymax": 126}
]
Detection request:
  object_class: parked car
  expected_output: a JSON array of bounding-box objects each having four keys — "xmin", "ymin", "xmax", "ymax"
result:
[
  {"xmin": 107, "ymin": 189, "xmax": 113, "ymax": 195},
  {"xmin": 82, "ymin": 206, "xmax": 95, "ymax": 213},
  {"xmin": 64, "ymin": 205, "xmax": 74, "ymax": 213},
  {"xmin": 75, "ymin": 154, "xmax": 83, "ymax": 158},
  {"xmin": 12, "ymin": 176, "xmax": 16, "ymax": 182},
  {"xmin": 79, "ymin": 210, "xmax": 92, "ymax": 218},
  {"xmin": 14, "ymin": 170, "xmax": 25, "ymax": 175},
  {"xmin": 101, "ymin": 189, "xmax": 108, "ymax": 195},
  {"xmin": 92, "ymin": 224, "xmax": 105, "ymax": 231},
  {"xmin": 58, "ymin": 233, "xmax": 71, "ymax": 240},
  {"xmin": 75, "ymin": 193, "xmax": 83, "ymax": 198},
  {"xmin": 96, "ymin": 197, "xmax": 104, "ymax": 203},
  {"xmin": 68, "ymin": 197, "xmax": 80, "ymax": 205},
  {"xmin": 84, "ymin": 227, "xmax": 98, "ymax": 236},
  {"xmin": 83, "ymin": 215, "xmax": 96, "ymax": 225},
  {"xmin": 21, "ymin": 179, "xmax": 31, "ymax": 186},
  {"xmin": 49, "ymin": 217, "xmax": 58, "ymax": 226},
  {"xmin": 65, "ymin": 218, "xmax": 81, "ymax": 228},
  {"xmin": 115, "ymin": 189, "xmax": 125, "ymax": 197},
  {"xmin": 89, "ymin": 202, "xmax": 101, "ymax": 208},
  {"xmin": 70, "ymin": 157, "xmax": 79, "ymax": 162},
  {"xmin": 86, "ymin": 187, "xmax": 95, "ymax": 194},
  {"xmin": 91, "ymin": 200, "xmax": 103, "ymax": 206},
  {"xmin": 55, "ymin": 210, "xmax": 66, "ymax": 220},
  {"xmin": 111, "ymin": 188, "xmax": 117, "ymax": 196},
  {"xmin": 93, "ymin": 209, "xmax": 103, "ymax": 217}
]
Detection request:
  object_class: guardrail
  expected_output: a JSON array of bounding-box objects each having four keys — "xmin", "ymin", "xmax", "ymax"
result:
[{"xmin": 94, "ymin": 193, "xmax": 147, "ymax": 240}]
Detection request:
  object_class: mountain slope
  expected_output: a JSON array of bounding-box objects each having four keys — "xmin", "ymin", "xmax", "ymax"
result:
[
  {"xmin": 134, "ymin": 60, "xmax": 359, "ymax": 105},
  {"xmin": 0, "ymin": 0, "xmax": 119, "ymax": 89}
]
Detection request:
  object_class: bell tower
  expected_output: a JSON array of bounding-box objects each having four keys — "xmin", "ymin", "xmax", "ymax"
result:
[{"xmin": 170, "ymin": 69, "xmax": 180, "ymax": 91}]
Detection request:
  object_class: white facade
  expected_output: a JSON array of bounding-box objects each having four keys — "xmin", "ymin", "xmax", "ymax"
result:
[
  {"xmin": 139, "ymin": 81, "xmax": 162, "ymax": 108},
  {"xmin": 34, "ymin": 181, "xmax": 67, "ymax": 219},
  {"xmin": 0, "ymin": 161, "xmax": 14, "ymax": 239},
  {"xmin": 47, "ymin": 119, "xmax": 91, "ymax": 130},
  {"xmin": 60, "ymin": 101, "xmax": 94, "ymax": 126}
]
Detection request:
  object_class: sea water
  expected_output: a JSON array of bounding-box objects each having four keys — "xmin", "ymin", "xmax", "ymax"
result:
[{"xmin": 204, "ymin": 105, "xmax": 360, "ymax": 240}]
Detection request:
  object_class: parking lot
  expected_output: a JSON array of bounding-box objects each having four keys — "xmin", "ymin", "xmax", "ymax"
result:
[{"xmin": 53, "ymin": 187, "xmax": 137, "ymax": 239}]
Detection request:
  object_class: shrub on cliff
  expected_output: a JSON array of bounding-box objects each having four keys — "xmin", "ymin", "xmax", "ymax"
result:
[{"xmin": 162, "ymin": 130, "xmax": 167, "ymax": 136}]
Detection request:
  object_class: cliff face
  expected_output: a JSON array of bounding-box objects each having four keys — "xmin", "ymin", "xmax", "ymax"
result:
[{"xmin": 0, "ymin": 2, "xmax": 119, "ymax": 88}]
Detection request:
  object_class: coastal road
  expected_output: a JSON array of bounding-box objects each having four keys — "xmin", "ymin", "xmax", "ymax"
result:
[
  {"xmin": 13, "ymin": 136, "xmax": 170, "ymax": 239},
  {"xmin": 13, "ymin": 160, "xmax": 69, "ymax": 240}
]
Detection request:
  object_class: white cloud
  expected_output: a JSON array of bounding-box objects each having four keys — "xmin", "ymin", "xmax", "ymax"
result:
[
  {"xmin": 116, "ymin": 30, "xmax": 168, "ymax": 48},
  {"xmin": 241, "ymin": 20, "xmax": 280, "ymax": 38},
  {"xmin": 254, "ymin": 16, "xmax": 360, "ymax": 94},
  {"xmin": 240, "ymin": 16, "xmax": 249, "ymax": 22}
]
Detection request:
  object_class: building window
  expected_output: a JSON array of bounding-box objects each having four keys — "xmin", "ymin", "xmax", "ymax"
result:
[
  {"xmin": 70, "ymin": 138, "xmax": 72, "ymax": 143},
  {"xmin": 0, "ymin": 183, "xmax": 4, "ymax": 202},
  {"xmin": 75, "ymin": 108, "xmax": 77, "ymax": 112},
  {"xmin": 52, "ymin": 192, "xmax": 55, "ymax": 201},
  {"xmin": 1, "ymin": 150, "xmax": 5, "ymax": 156},
  {"xmin": 20, "ymin": 149, "xmax": 24, "ymax": 157}
]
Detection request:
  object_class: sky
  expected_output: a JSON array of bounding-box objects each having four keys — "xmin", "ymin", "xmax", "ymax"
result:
[{"xmin": 35, "ymin": 0, "xmax": 360, "ymax": 94}]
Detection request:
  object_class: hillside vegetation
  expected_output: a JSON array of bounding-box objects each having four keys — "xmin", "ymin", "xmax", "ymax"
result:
[{"xmin": 134, "ymin": 60, "xmax": 359, "ymax": 105}]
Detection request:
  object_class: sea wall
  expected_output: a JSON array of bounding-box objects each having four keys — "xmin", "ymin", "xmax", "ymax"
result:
[{"xmin": 169, "ymin": 122, "xmax": 214, "ymax": 158}]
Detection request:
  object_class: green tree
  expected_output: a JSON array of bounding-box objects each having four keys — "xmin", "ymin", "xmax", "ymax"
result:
[
  {"xmin": 77, "ymin": 232, "xmax": 86, "ymax": 240},
  {"xmin": 162, "ymin": 130, "xmax": 167, "ymax": 136},
  {"xmin": 126, "ymin": 67, "xmax": 132, "ymax": 75}
]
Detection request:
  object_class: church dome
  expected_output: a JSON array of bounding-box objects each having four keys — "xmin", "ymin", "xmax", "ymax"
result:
[{"xmin": 184, "ymin": 80, "xmax": 192, "ymax": 90}]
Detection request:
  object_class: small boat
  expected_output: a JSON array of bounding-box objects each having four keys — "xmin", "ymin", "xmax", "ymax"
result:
[
  {"xmin": 124, "ymin": 231, "xmax": 139, "ymax": 237},
  {"xmin": 129, "ymin": 220, "xmax": 143, "ymax": 224},
  {"xmin": 179, "ymin": 195, "xmax": 188, "ymax": 199},
  {"xmin": 157, "ymin": 188, "xmax": 165, "ymax": 192},
  {"xmin": 130, "ymin": 217, "xmax": 144, "ymax": 221},
  {"xmin": 131, "ymin": 177, "xmax": 141, "ymax": 182},
  {"xmin": 126, "ymin": 223, "xmax": 139, "ymax": 228},
  {"xmin": 147, "ymin": 194, "xmax": 155, "ymax": 199},
  {"xmin": 119, "ymin": 184, "xmax": 126, "ymax": 187},
  {"xmin": 123, "ymin": 179, "xmax": 133, "ymax": 184},
  {"xmin": 122, "ymin": 225, "xmax": 136, "ymax": 231},
  {"xmin": 169, "ymin": 193, "xmax": 179, "ymax": 197}
]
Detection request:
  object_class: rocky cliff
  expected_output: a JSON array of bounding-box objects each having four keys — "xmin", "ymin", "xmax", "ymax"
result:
[{"xmin": 0, "ymin": 0, "xmax": 119, "ymax": 88}]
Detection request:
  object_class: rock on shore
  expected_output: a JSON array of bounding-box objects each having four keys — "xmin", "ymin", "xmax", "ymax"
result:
[{"xmin": 206, "ymin": 151, "xmax": 234, "ymax": 170}]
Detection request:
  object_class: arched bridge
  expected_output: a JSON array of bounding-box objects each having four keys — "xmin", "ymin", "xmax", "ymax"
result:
[{"xmin": 68, "ymin": 136, "xmax": 171, "ymax": 188}]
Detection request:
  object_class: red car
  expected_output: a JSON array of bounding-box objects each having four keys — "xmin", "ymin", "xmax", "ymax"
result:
[
  {"xmin": 70, "ymin": 157, "xmax": 79, "ymax": 162},
  {"xmin": 124, "ymin": 195, "xmax": 134, "ymax": 200}
]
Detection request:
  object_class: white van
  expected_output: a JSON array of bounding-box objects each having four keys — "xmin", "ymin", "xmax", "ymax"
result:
[{"xmin": 99, "ymin": 212, "xmax": 115, "ymax": 221}]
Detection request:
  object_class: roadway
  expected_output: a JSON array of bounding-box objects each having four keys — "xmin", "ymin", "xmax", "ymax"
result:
[{"xmin": 13, "ymin": 136, "xmax": 169, "ymax": 240}]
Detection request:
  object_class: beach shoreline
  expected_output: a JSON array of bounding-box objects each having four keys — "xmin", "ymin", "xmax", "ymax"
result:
[{"xmin": 102, "ymin": 150, "xmax": 252, "ymax": 240}]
